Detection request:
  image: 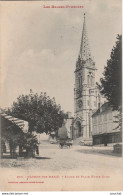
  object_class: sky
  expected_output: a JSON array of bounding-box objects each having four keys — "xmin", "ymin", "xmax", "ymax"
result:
[{"xmin": 0, "ymin": 0, "xmax": 122, "ymax": 114}]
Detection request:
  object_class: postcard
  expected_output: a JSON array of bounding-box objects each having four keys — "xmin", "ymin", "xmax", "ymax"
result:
[{"xmin": 0, "ymin": 0, "xmax": 122, "ymax": 191}]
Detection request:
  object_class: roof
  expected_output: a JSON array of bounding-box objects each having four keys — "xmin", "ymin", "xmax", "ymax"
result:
[
  {"xmin": 79, "ymin": 13, "xmax": 92, "ymax": 61},
  {"xmin": 1, "ymin": 113, "xmax": 28, "ymax": 133},
  {"xmin": 92, "ymin": 102, "xmax": 112, "ymax": 117}
]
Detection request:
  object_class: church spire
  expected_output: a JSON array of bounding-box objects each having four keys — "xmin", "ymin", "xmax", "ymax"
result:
[{"xmin": 79, "ymin": 13, "xmax": 91, "ymax": 61}]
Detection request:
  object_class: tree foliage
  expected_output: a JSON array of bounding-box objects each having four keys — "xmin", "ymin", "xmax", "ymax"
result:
[
  {"xmin": 99, "ymin": 35, "xmax": 122, "ymax": 110},
  {"xmin": 1, "ymin": 123, "xmax": 39, "ymax": 158},
  {"xmin": 113, "ymin": 109, "xmax": 122, "ymax": 131},
  {"xmin": 1, "ymin": 123, "xmax": 22, "ymax": 157},
  {"xmin": 7, "ymin": 92, "xmax": 67, "ymax": 134}
]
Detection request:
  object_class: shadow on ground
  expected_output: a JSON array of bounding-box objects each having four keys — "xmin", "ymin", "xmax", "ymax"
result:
[
  {"xmin": 35, "ymin": 156, "xmax": 51, "ymax": 160},
  {"xmin": 1, "ymin": 156, "xmax": 52, "ymax": 169},
  {"xmin": 1, "ymin": 154, "xmax": 52, "ymax": 160},
  {"xmin": 76, "ymin": 148, "xmax": 122, "ymax": 157}
]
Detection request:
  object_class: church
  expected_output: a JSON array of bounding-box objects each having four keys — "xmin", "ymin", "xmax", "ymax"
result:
[{"xmin": 72, "ymin": 13, "xmax": 101, "ymax": 141}]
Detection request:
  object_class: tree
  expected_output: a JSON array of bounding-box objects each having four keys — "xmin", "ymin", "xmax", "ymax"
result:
[
  {"xmin": 6, "ymin": 92, "xmax": 67, "ymax": 135},
  {"xmin": 99, "ymin": 34, "xmax": 122, "ymax": 110},
  {"xmin": 1, "ymin": 123, "xmax": 22, "ymax": 158},
  {"xmin": 18, "ymin": 132, "xmax": 39, "ymax": 157},
  {"xmin": 99, "ymin": 34, "xmax": 122, "ymax": 131},
  {"xmin": 1, "ymin": 123, "xmax": 39, "ymax": 158}
]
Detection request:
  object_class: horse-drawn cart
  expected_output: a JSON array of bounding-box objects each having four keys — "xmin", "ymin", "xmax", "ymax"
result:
[{"xmin": 59, "ymin": 138, "xmax": 73, "ymax": 149}]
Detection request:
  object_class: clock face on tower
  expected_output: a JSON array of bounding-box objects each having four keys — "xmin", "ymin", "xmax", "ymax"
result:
[{"xmin": 78, "ymin": 100, "xmax": 82, "ymax": 108}]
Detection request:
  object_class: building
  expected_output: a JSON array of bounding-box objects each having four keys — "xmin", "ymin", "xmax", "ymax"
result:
[
  {"xmin": 1, "ymin": 113, "xmax": 28, "ymax": 133},
  {"xmin": 1, "ymin": 112, "xmax": 29, "ymax": 156},
  {"xmin": 92, "ymin": 102, "xmax": 122, "ymax": 145},
  {"xmin": 49, "ymin": 112, "xmax": 73, "ymax": 143},
  {"xmin": 58, "ymin": 112, "xmax": 73, "ymax": 139},
  {"xmin": 72, "ymin": 13, "xmax": 101, "ymax": 140}
]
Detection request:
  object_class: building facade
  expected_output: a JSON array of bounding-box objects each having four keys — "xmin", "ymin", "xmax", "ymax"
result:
[
  {"xmin": 72, "ymin": 14, "xmax": 100, "ymax": 140},
  {"xmin": 1, "ymin": 112, "xmax": 29, "ymax": 156},
  {"xmin": 1, "ymin": 113, "xmax": 28, "ymax": 133},
  {"xmin": 49, "ymin": 112, "xmax": 73, "ymax": 141},
  {"xmin": 92, "ymin": 102, "xmax": 122, "ymax": 145}
]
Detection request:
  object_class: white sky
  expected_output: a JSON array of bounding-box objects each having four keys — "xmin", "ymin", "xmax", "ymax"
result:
[{"xmin": 0, "ymin": 0, "xmax": 122, "ymax": 114}]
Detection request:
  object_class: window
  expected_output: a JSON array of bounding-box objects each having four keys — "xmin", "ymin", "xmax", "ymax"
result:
[
  {"xmin": 87, "ymin": 72, "xmax": 94, "ymax": 87},
  {"xmin": 90, "ymin": 77, "xmax": 93, "ymax": 86},
  {"xmin": 92, "ymin": 78, "xmax": 94, "ymax": 86},
  {"xmin": 98, "ymin": 115, "xmax": 102, "ymax": 123},
  {"xmin": 107, "ymin": 122, "xmax": 112, "ymax": 132},
  {"xmin": 99, "ymin": 124, "xmax": 102, "ymax": 133},
  {"xmin": 93, "ymin": 117, "xmax": 97, "ymax": 124},
  {"xmin": 93, "ymin": 125, "xmax": 97, "ymax": 133},
  {"xmin": 78, "ymin": 76, "xmax": 82, "ymax": 88},
  {"xmin": 103, "ymin": 123, "xmax": 107, "ymax": 132},
  {"xmin": 87, "ymin": 75, "xmax": 90, "ymax": 86}
]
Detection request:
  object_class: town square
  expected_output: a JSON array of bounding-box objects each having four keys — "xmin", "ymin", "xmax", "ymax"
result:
[{"xmin": 0, "ymin": 0, "xmax": 122, "ymax": 191}]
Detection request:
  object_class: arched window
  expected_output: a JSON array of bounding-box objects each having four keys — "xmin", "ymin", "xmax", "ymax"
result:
[
  {"xmin": 78, "ymin": 76, "xmax": 82, "ymax": 88},
  {"xmin": 92, "ymin": 77, "xmax": 94, "ymax": 86},
  {"xmin": 90, "ymin": 77, "xmax": 93, "ymax": 86},
  {"xmin": 87, "ymin": 72, "xmax": 94, "ymax": 87},
  {"xmin": 87, "ymin": 75, "xmax": 90, "ymax": 86}
]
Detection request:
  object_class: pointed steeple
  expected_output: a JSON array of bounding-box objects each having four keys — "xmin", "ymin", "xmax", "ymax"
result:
[{"xmin": 79, "ymin": 13, "xmax": 91, "ymax": 61}]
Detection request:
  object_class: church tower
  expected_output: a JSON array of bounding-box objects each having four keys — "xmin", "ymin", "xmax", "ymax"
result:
[{"xmin": 73, "ymin": 13, "xmax": 100, "ymax": 139}]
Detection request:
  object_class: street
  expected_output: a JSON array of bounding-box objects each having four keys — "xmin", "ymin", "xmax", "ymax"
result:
[
  {"xmin": 1, "ymin": 140, "xmax": 123, "ymax": 191},
  {"xmin": 1, "ymin": 140, "xmax": 122, "ymax": 171}
]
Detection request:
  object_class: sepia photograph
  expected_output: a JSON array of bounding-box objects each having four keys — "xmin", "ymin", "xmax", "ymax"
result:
[{"xmin": 0, "ymin": 0, "xmax": 122, "ymax": 191}]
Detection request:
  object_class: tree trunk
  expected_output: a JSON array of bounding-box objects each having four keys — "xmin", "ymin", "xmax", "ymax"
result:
[
  {"xmin": 19, "ymin": 145, "xmax": 23, "ymax": 157},
  {"xmin": 9, "ymin": 143, "xmax": 17, "ymax": 158},
  {"xmin": 26, "ymin": 147, "xmax": 35, "ymax": 157},
  {"xmin": 10, "ymin": 144, "xmax": 13, "ymax": 158}
]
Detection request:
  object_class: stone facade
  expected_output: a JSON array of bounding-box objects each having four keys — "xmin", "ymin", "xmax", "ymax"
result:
[
  {"xmin": 92, "ymin": 102, "xmax": 122, "ymax": 145},
  {"xmin": 73, "ymin": 14, "xmax": 101, "ymax": 140},
  {"xmin": 58, "ymin": 118, "xmax": 73, "ymax": 139}
]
